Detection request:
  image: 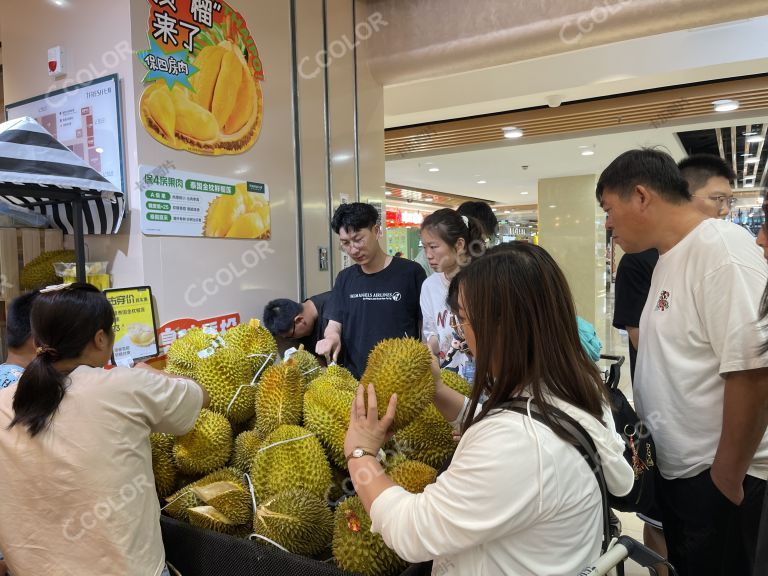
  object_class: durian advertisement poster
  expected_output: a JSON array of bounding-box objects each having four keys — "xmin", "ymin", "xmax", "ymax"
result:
[
  {"xmin": 138, "ymin": 0, "xmax": 263, "ymax": 155},
  {"xmin": 140, "ymin": 165, "xmax": 270, "ymax": 238}
]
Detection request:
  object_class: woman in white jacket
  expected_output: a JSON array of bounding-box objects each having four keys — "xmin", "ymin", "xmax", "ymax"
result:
[{"xmin": 344, "ymin": 242, "xmax": 634, "ymax": 576}]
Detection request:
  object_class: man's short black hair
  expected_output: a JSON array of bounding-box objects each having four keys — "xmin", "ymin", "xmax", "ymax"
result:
[
  {"xmin": 331, "ymin": 203, "xmax": 379, "ymax": 234},
  {"xmin": 6, "ymin": 290, "xmax": 39, "ymax": 349},
  {"xmin": 596, "ymin": 148, "xmax": 690, "ymax": 204},
  {"xmin": 678, "ymin": 154, "xmax": 735, "ymax": 194},
  {"xmin": 457, "ymin": 201, "xmax": 498, "ymax": 239},
  {"xmin": 263, "ymin": 298, "xmax": 302, "ymax": 337}
]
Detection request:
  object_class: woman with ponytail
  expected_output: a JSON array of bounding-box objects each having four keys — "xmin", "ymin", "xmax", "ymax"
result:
[
  {"xmin": 0, "ymin": 283, "xmax": 208, "ymax": 575},
  {"xmin": 419, "ymin": 208, "xmax": 485, "ymax": 383}
]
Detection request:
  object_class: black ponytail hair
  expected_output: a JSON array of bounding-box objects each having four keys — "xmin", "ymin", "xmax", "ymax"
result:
[
  {"xmin": 421, "ymin": 208, "xmax": 486, "ymax": 263},
  {"xmin": 9, "ymin": 283, "xmax": 115, "ymax": 437}
]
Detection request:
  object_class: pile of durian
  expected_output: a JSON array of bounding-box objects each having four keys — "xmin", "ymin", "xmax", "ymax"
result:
[{"xmin": 152, "ymin": 323, "xmax": 471, "ymax": 576}]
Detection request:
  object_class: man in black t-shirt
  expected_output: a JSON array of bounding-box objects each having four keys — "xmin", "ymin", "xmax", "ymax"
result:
[
  {"xmin": 316, "ymin": 203, "xmax": 426, "ymax": 379},
  {"xmin": 263, "ymin": 291, "xmax": 334, "ymax": 361}
]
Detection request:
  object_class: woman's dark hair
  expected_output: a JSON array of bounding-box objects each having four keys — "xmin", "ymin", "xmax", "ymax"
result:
[
  {"xmin": 10, "ymin": 283, "xmax": 115, "ymax": 437},
  {"xmin": 596, "ymin": 148, "xmax": 690, "ymax": 204},
  {"xmin": 447, "ymin": 243, "xmax": 607, "ymax": 436},
  {"xmin": 457, "ymin": 201, "xmax": 498, "ymax": 240},
  {"xmin": 331, "ymin": 202, "xmax": 379, "ymax": 234},
  {"xmin": 262, "ymin": 298, "xmax": 302, "ymax": 337},
  {"xmin": 421, "ymin": 208, "xmax": 485, "ymax": 262}
]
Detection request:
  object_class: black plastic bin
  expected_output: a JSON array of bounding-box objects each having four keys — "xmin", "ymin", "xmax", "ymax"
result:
[{"xmin": 160, "ymin": 516, "xmax": 360, "ymax": 576}]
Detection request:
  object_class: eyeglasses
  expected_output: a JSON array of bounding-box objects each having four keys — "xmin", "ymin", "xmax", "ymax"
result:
[
  {"xmin": 339, "ymin": 237, "xmax": 368, "ymax": 251},
  {"xmin": 695, "ymin": 194, "xmax": 736, "ymax": 210},
  {"xmin": 450, "ymin": 315, "xmax": 470, "ymax": 340},
  {"xmin": 286, "ymin": 318, "xmax": 298, "ymax": 339}
]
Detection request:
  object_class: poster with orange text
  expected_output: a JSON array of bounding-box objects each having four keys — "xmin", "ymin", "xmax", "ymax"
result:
[{"xmin": 137, "ymin": 0, "xmax": 264, "ymax": 156}]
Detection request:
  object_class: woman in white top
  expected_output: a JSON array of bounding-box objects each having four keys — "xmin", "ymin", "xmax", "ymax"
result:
[
  {"xmin": 0, "ymin": 283, "xmax": 208, "ymax": 576},
  {"xmin": 419, "ymin": 208, "xmax": 484, "ymax": 382},
  {"xmin": 344, "ymin": 243, "xmax": 634, "ymax": 576}
]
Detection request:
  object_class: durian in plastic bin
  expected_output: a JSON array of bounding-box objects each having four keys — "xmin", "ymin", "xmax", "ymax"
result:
[{"xmin": 54, "ymin": 261, "xmax": 111, "ymax": 291}]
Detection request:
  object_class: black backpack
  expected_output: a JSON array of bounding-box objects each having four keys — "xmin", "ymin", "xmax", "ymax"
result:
[{"xmin": 600, "ymin": 355, "xmax": 658, "ymax": 515}]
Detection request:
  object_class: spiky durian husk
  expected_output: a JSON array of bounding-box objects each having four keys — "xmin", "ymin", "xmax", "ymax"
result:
[
  {"xmin": 253, "ymin": 489, "xmax": 333, "ymax": 556},
  {"xmin": 173, "ymin": 409, "xmax": 233, "ymax": 476}
]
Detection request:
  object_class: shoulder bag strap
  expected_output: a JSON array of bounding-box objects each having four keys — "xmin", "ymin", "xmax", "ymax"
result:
[{"xmin": 499, "ymin": 398, "xmax": 612, "ymax": 554}]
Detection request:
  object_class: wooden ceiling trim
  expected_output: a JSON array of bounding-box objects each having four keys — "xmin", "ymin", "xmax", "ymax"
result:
[{"xmin": 386, "ymin": 76, "xmax": 768, "ymax": 158}]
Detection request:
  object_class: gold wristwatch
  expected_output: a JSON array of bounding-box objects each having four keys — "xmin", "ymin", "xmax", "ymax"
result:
[{"xmin": 346, "ymin": 448, "xmax": 385, "ymax": 463}]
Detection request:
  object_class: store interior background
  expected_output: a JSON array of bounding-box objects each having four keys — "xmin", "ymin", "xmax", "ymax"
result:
[{"xmin": 0, "ymin": 0, "xmax": 767, "ymax": 568}]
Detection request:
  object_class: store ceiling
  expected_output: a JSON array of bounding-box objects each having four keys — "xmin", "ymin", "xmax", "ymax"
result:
[{"xmin": 385, "ymin": 112, "xmax": 768, "ymax": 209}]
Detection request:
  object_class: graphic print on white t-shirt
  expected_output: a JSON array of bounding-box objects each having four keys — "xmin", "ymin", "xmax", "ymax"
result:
[{"xmin": 654, "ymin": 290, "xmax": 670, "ymax": 312}]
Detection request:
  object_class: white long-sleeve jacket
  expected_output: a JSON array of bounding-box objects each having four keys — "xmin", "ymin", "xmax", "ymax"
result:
[{"xmin": 370, "ymin": 397, "xmax": 634, "ymax": 576}]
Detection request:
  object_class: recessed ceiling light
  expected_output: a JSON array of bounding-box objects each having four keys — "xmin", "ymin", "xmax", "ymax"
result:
[
  {"xmin": 712, "ymin": 99, "xmax": 740, "ymax": 112},
  {"xmin": 424, "ymin": 162, "xmax": 434, "ymax": 165},
  {"xmin": 549, "ymin": 205, "xmax": 557, "ymax": 208},
  {"xmin": 425, "ymin": 197, "xmax": 434, "ymax": 202},
  {"xmin": 476, "ymin": 180, "xmax": 487, "ymax": 184},
  {"xmin": 581, "ymin": 150, "xmax": 595, "ymax": 156},
  {"xmin": 95, "ymin": 147, "xmax": 104, "ymax": 154},
  {"xmin": 428, "ymin": 167, "xmax": 440, "ymax": 172},
  {"xmin": 491, "ymin": 208, "xmax": 498, "ymax": 212},
  {"xmin": 747, "ymin": 135, "xmax": 765, "ymax": 144},
  {"xmin": 745, "ymin": 157, "xmax": 760, "ymax": 165},
  {"xmin": 520, "ymin": 191, "xmax": 529, "ymax": 195},
  {"xmin": 502, "ymin": 126, "xmax": 524, "ymax": 139},
  {"xmin": 385, "ymin": 191, "xmax": 392, "ymax": 196},
  {"xmin": 742, "ymin": 153, "xmax": 754, "ymax": 158}
]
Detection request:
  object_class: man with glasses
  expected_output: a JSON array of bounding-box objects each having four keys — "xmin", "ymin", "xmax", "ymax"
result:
[
  {"xmin": 316, "ymin": 202, "xmax": 426, "ymax": 379},
  {"xmin": 680, "ymin": 154, "xmax": 736, "ymax": 219},
  {"xmin": 262, "ymin": 291, "xmax": 334, "ymax": 361},
  {"xmin": 611, "ymin": 153, "xmax": 737, "ymax": 574}
]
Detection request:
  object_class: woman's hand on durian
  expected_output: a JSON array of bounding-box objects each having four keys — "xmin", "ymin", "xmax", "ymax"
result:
[{"xmin": 344, "ymin": 383, "xmax": 397, "ymax": 458}]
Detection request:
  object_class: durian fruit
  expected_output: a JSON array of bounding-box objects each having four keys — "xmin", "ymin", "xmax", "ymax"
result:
[
  {"xmin": 187, "ymin": 506, "xmax": 238, "ymax": 535},
  {"xmin": 333, "ymin": 496, "xmax": 408, "ymax": 576},
  {"xmin": 173, "ymin": 409, "xmax": 233, "ymax": 475},
  {"xmin": 139, "ymin": 17, "xmax": 263, "ymax": 156},
  {"xmin": 164, "ymin": 467, "xmax": 242, "ymax": 522},
  {"xmin": 19, "ymin": 249, "xmax": 76, "ymax": 290},
  {"xmin": 254, "ymin": 362, "xmax": 303, "ymax": 440},
  {"xmin": 231, "ymin": 430, "xmax": 260, "ymax": 474},
  {"xmin": 388, "ymin": 459, "xmax": 437, "ymax": 494},
  {"xmin": 253, "ymin": 489, "xmax": 333, "ymax": 556},
  {"xmin": 165, "ymin": 327, "xmax": 215, "ymax": 379},
  {"xmin": 194, "ymin": 347, "xmax": 255, "ymax": 423},
  {"xmin": 309, "ymin": 364, "xmax": 358, "ymax": 395},
  {"xmin": 440, "ymin": 369, "xmax": 472, "ymax": 396},
  {"xmin": 192, "ymin": 480, "xmax": 252, "ymax": 525},
  {"xmin": 150, "ymin": 433, "xmax": 178, "ymax": 498},
  {"xmin": 303, "ymin": 379, "xmax": 354, "ymax": 468},
  {"xmin": 221, "ymin": 319, "xmax": 278, "ymax": 374},
  {"xmin": 361, "ymin": 338, "xmax": 434, "ymax": 432},
  {"xmin": 290, "ymin": 346, "xmax": 323, "ymax": 389},
  {"xmin": 250, "ymin": 425, "xmax": 332, "ymax": 502},
  {"xmin": 394, "ymin": 405, "xmax": 456, "ymax": 468}
]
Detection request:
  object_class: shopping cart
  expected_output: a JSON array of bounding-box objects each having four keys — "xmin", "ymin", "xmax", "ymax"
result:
[{"xmin": 580, "ymin": 534, "xmax": 678, "ymax": 576}]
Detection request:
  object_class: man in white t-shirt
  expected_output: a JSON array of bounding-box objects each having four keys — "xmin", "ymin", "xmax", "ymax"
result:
[{"xmin": 597, "ymin": 148, "xmax": 768, "ymax": 576}]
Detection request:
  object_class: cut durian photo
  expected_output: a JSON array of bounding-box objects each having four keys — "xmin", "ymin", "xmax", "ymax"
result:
[
  {"xmin": 139, "ymin": 14, "xmax": 263, "ymax": 156},
  {"xmin": 202, "ymin": 183, "xmax": 270, "ymax": 239}
]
